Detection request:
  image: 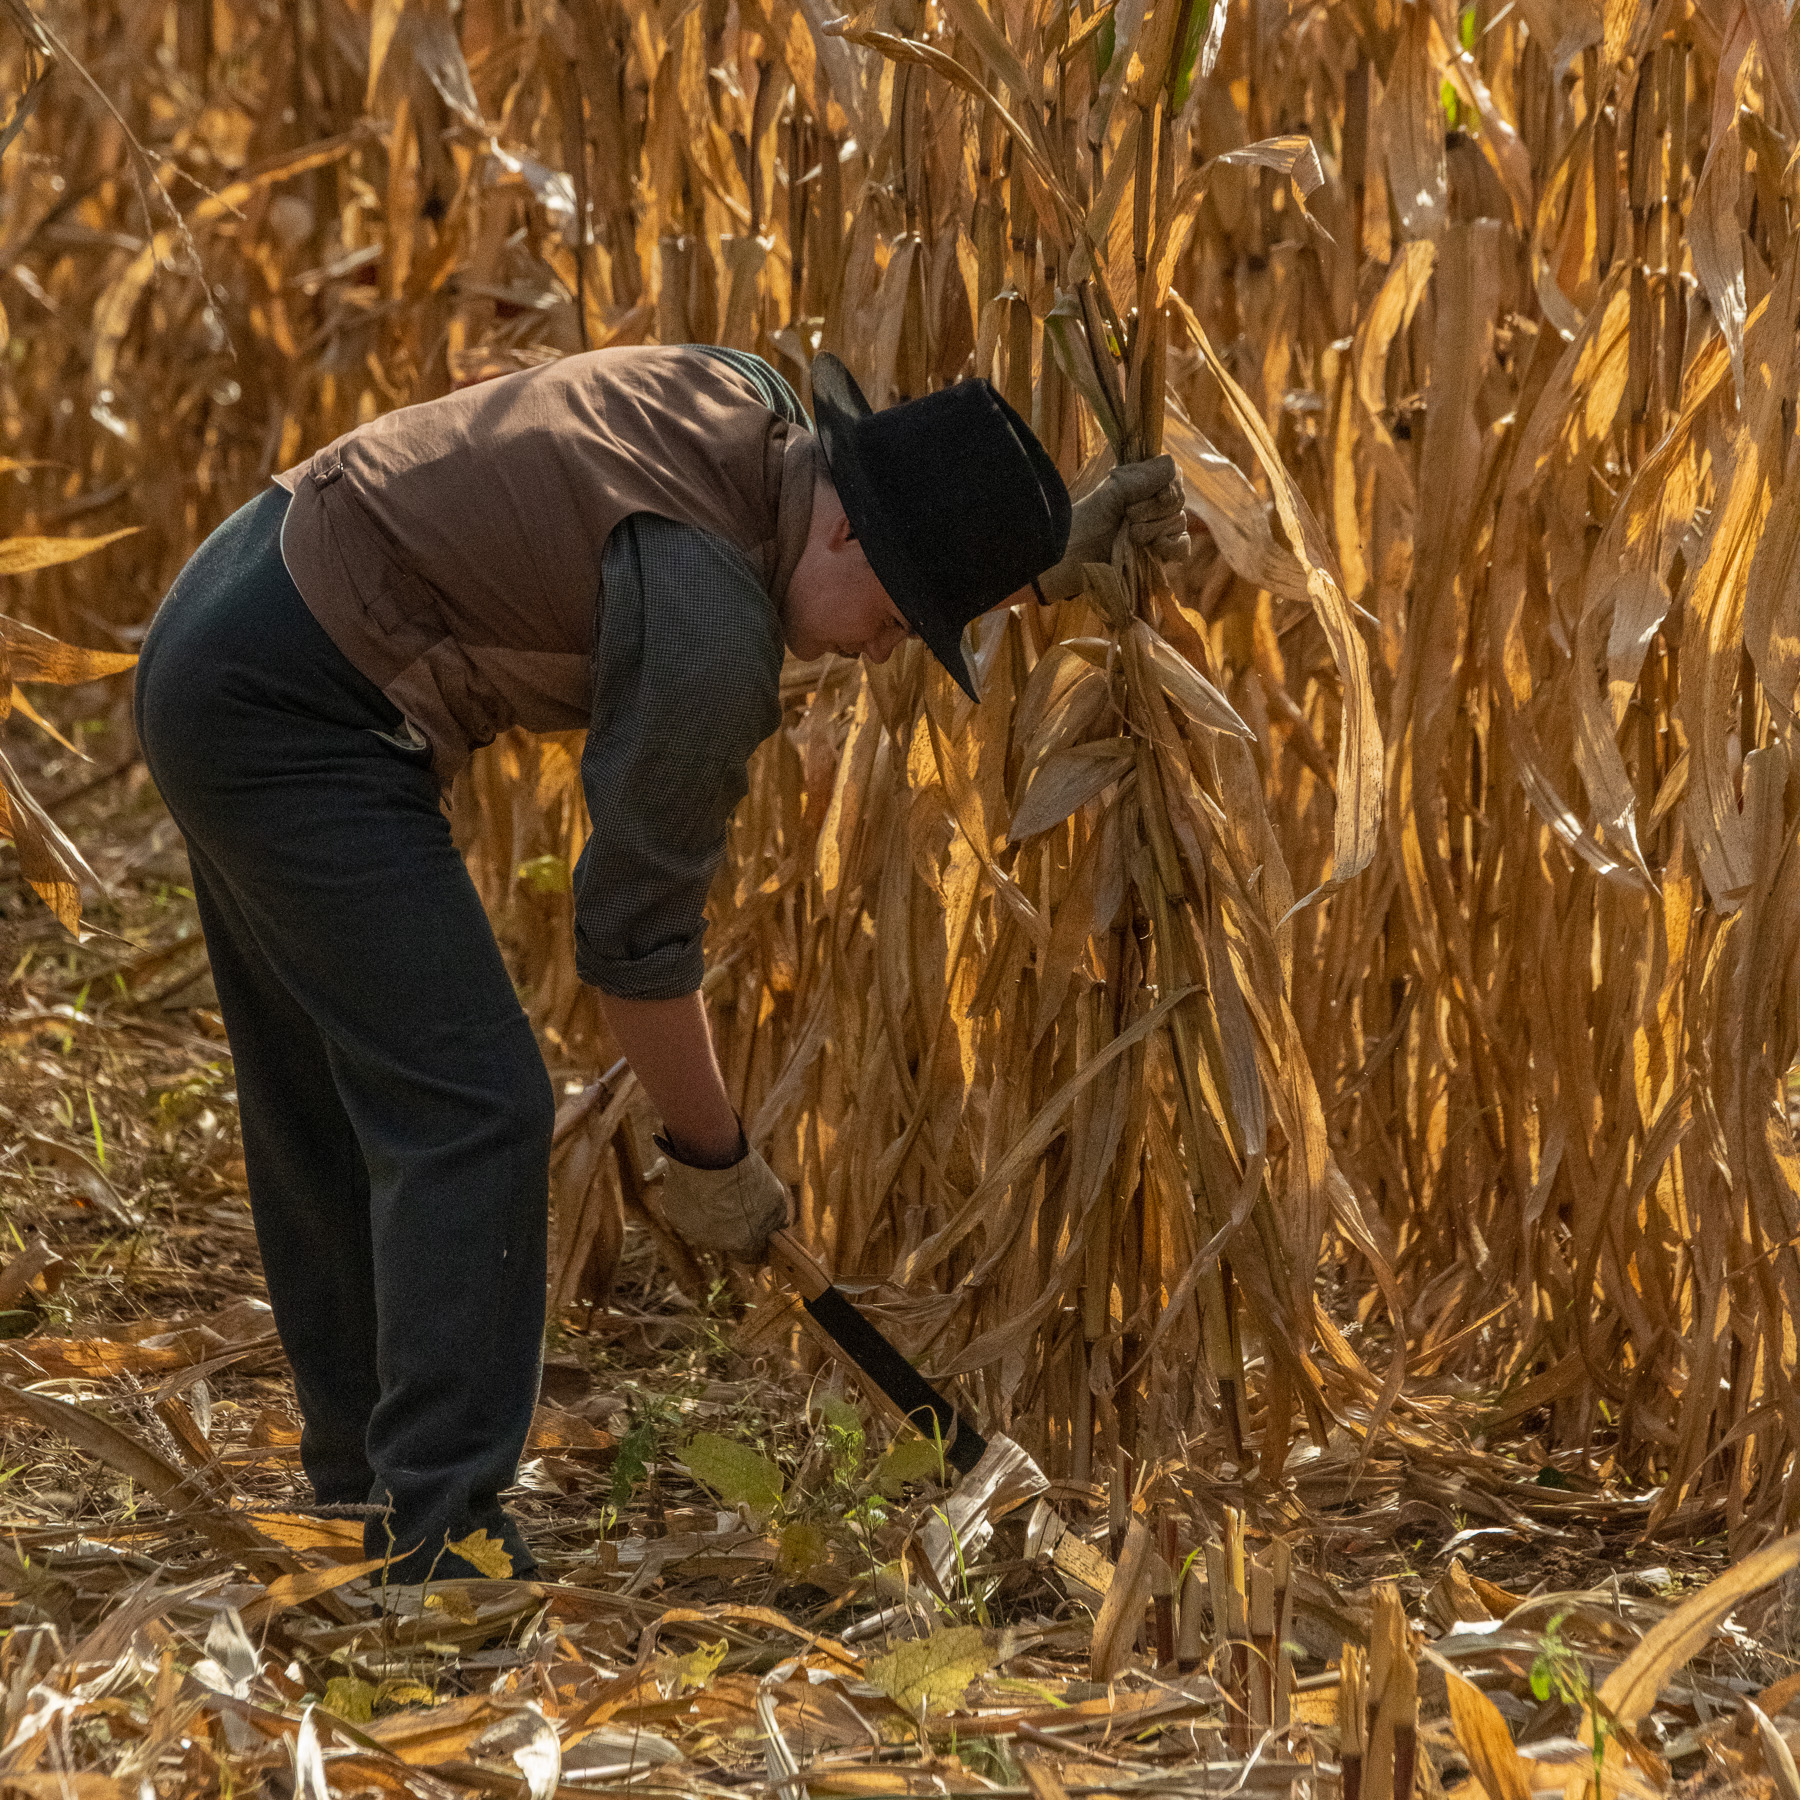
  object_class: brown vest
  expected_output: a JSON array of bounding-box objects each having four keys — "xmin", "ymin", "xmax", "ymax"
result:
[{"xmin": 274, "ymin": 345, "xmax": 818, "ymax": 785}]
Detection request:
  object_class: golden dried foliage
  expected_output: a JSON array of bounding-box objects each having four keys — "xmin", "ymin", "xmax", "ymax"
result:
[{"xmin": 3, "ymin": 0, "xmax": 1799, "ymax": 1530}]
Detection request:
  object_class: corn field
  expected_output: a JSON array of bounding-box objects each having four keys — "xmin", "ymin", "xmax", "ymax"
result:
[{"xmin": 2, "ymin": 0, "xmax": 1799, "ymax": 1541}]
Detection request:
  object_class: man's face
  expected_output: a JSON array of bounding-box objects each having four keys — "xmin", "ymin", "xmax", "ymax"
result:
[
  {"xmin": 815, "ymin": 557, "xmax": 914, "ymax": 664},
  {"xmin": 783, "ymin": 489, "xmax": 918, "ymax": 664}
]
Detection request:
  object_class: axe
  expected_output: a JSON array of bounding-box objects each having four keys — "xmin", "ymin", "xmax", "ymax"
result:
[
  {"xmin": 766, "ymin": 1227, "xmax": 1056, "ymax": 1587},
  {"xmin": 767, "ymin": 1227, "xmax": 988, "ymax": 1473}
]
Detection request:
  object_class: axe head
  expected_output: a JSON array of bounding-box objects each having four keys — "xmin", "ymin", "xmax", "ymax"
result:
[{"xmin": 920, "ymin": 1433, "xmax": 1050, "ymax": 1590}]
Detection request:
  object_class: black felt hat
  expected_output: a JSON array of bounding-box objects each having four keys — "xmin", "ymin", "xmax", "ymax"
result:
[{"xmin": 810, "ymin": 354, "xmax": 1071, "ymax": 701}]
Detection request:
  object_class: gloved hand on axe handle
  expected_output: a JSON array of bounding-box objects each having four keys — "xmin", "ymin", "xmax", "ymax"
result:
[
  {"xmin": 1034, "ymin": 453, "xmax": 1193, "ymax": 602},
  {"xmin": 600, "ymin": 991, "xmax": 791, "ymax": 1265},
  {"xmin": 656, "ymin": 1124, "xmax": 791, "ymax": 1262}
]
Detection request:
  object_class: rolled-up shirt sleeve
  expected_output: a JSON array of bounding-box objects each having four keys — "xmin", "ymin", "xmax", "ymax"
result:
[{"xmin": 573, "ymin": 514, "xmax": 785, "ymax": 999}]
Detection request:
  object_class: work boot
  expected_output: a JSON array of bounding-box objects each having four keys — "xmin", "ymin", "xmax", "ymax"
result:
[{"xmin": 374, "ymin": 1506, "xmax": 538, "ymax": 1585}]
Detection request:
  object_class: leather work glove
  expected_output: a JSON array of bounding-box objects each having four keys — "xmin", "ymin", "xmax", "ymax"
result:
[
  {"xmin": 1037, "ymin": 453, "xmax": 1192, "ymax": 601},
  {"xmin": 655, "ymin": 1129, "xmax": 791, "ymax": 1263}
]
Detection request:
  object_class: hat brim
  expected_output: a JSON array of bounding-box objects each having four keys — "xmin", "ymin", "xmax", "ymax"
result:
[{"xmin": 810, "ymin": 354, "xmax": 980, "ymax": 703}]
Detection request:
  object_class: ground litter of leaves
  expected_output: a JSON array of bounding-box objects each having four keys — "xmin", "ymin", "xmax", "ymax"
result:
[{"xmin": 8, "ymin": 717, "xmax": 1800, "ymax": 1800}]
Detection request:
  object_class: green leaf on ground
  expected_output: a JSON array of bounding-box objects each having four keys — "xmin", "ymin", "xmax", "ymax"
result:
[
  {"xmin": 867, "ymin": 1625, "xmax": 994, "ymax": 1713},
  {"xmin": 681, "ymin": 1432, "xmax": 784, "ymax": 1514},
  {"xmin": 875, "ymin": 1438, "xmax": 946, "ymax": 1494},
  {"xmin": 611, "ymin": 1417, "xmax": 657, "ymax": 1506},
  {"xmin": 778, "ymin": 1519, "xmax": 831, "ymax": 1578},
  {"xmin": 323, "ymin": 1676, "xmax": 378, "ymax": 1723},
  {"xmin": 657, "ymin": 1636, "xmax": 728, "ymax": 1694},
  {"xmin": 814, "ymin": 1393, "xmax": 862, "ymax": 1433}
]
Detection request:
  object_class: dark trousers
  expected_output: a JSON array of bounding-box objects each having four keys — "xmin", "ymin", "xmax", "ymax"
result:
[{"xmin": 134, "ymin": 486, "xmax": 552, "ymax": 1581}]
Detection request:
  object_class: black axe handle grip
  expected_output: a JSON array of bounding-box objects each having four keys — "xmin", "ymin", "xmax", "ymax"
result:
[{"xmin": 768, "ymin": 1228, "xmax": 988, "ymax": 1477}]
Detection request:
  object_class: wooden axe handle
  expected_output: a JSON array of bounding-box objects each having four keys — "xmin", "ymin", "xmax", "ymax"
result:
[{"xmin": 767, "ymin": 1226, "xmax": 833, "ymax": 1301}]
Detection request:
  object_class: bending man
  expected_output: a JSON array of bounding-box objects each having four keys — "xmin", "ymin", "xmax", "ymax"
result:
[{"xmin": 134, "ymin": 345, "xmax": 1189, "ymax": 1580}]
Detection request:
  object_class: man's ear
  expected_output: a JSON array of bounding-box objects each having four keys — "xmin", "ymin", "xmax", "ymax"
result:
[{"xmin": 829, "ymin": 507, "xmax": 860, "ymax": 552}]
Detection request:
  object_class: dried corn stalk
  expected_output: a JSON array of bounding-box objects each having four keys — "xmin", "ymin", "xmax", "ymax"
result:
[{"xmin": 0, "ymin": 528, "xmax": 140, "ymax": 928}]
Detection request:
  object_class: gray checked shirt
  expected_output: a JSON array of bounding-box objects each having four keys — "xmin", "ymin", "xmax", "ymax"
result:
[{"xmin": 573, "ymin": 349, "xmax": 807, "ymax": 999}]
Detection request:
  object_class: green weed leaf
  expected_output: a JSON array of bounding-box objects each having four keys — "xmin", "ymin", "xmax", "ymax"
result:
[
  {"xmin": 323, "ymin": 1676, "xmax": 377, "ymax": 1723},
  {"xmin": 1092, "ymin": 12, "xmax": 1116, "ymax": 77},
  {"xmin": 611, "ymin": 1417, "xmax": 656, "ymax": 1506},
  {"xmin": 778, "ymin": 1519, "xmax": 832, "ymax": 1578},
  {"xmin": 867, "ymin": 1625, "xmax": 994, "ymax": 1713},
  {"xmin": 1170, "ymin": 0, "xmax": 1212, "ymax": 111},
  {"xmin": 875, "ymin": 1438, "xmax": 947, "ymax": 1494},
  {"xmin": 815, "ymin": 1393, "xmax": 861, "ymax": 1433},
  {"xmin": 681, "ymin": 1432, "xmax": 784, "ymax": 1515},
  {"xmin": 657, "ymin": 1636, "xmax": 728, "ymax": 1694}
]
